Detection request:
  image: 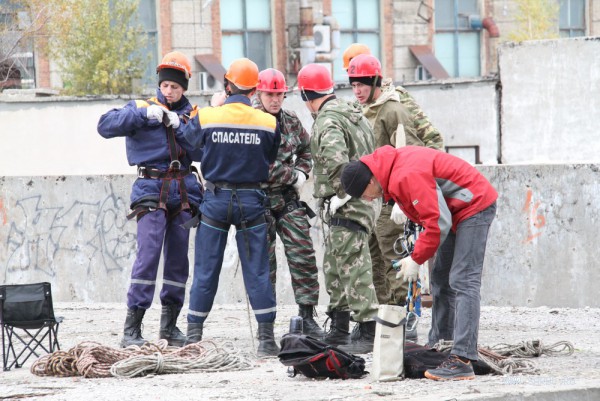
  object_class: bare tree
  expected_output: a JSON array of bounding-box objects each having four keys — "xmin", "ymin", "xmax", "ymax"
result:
[{"xmin": 0, "ymin": 0, "xmax": 48, "ymax": 89}]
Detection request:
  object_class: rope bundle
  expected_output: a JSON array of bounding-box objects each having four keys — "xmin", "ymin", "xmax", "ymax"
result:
[
  {"xmin": 433, "ymin": 339, "xmax": 574, "ymax": 375},
  {"xmin": 31, "ymin": 340, "xmax": 253, "ymax": 379}
]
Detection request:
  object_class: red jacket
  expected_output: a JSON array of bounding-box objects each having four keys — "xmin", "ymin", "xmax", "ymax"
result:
[{"xmin": 361, "ymin": 146, "xmax": 497, "ymax": 264}]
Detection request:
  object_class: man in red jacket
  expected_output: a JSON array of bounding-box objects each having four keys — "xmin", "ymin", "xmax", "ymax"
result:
[{"xmin": 341, "ymin": 145, "xmax": 497, "ymax": 381}]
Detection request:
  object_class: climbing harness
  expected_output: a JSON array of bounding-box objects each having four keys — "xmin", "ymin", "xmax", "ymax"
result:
[{"xmin": 127, "ymin": 100, "xmax": 200, "ymax": 223}]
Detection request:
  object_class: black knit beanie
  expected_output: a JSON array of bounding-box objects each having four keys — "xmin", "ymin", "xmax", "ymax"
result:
[
  {"xmin": 300, "ymin": 89, "xmax": 332, "ymax": 101},
  {"xmin": 348, "ymin": 76, "xmax": 382, "ymax": 87},
  {"xmin": 158, "ymin": 68, "xmax": 189, "ymax": 90},
  {"xmin": 341, "ymin": 161, "xmax": 373, "ymax": 198}
]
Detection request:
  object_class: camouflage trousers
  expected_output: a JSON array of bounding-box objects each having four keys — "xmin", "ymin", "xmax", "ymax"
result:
[
  {"xmin": 370, "ymin": 203, "xmax": 409, "ymax": 305},
  {"xmin": 266, "ymin": 188, "xmax": 319, "ymax": 305},
  {"xmin": 323, "ymin": 225, "xmax": 379, "ymax": 322}
]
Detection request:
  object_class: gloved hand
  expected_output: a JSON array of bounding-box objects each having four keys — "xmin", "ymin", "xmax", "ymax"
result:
[
  {"xmin": 146, "ymin": 104, "xmax": 165, "ymax": 121},
  {"xmin": 293, "ymin": 171, "xmax": 307, "ymax": 191},
  {"xmin": 393, "ymin": 256, "xmax": 420, "ymax": 282},
  {"xmin": 164, "ymin": 110, "xmax": 180, "ymax": 129},
  {"xmin": 390, "ymin": 203, "xmax": 405, "ymax": 225},
  {"xmin": 329, "ymin": 194, "xmax": 351, "ymax": 215},
  {"xmin": 210, "ymin": 91, "xmax": 227, "ymax": 107}
]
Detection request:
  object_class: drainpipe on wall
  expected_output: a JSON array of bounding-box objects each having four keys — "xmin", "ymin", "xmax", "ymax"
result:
[
  {"xmin": 299, "ymin": 0, "xmax": 315, "ymax": 66},
  {"xmin": 482, "ymin": 17, "xmax": 500, "ymax": 38}
]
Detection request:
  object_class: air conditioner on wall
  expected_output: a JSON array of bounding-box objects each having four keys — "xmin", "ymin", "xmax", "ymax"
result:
[
  {"xmin": 199, "ymin": 72, "xmax": 222, "ymax": 91},
  {"xmin": 313, "ymin": 25, "xmax": 331, "ymax": 53}
]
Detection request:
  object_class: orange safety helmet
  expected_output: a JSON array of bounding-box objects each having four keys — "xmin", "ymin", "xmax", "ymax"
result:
[
  {"xmin": 224, "ymin": 58, "xmax": 259, "ymax": 90},
  {"xmin": 347, "ymin": 54, "xmax": 382, "ymax": 78},
  {"xmin": 156, "ymin": 51, "xmax": 192, "ymax": 79},
  {"xmin": 297, "ymin": 63, "xmax": 334, "ymax": 93},
  {"xmin": 342, "ymin": 43, "xmax": 371, "ymax": 70},
  {"xmin": 257, "ymin": 68, "xmax": 288, "ymax": 93}
]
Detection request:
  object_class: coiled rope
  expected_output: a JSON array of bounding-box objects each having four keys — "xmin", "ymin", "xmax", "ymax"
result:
[
  {"xmin": 433, "ymin": 339, "xmax": 574, "ymax": 375},
  {"xmin": 31, "ymin": 340, "xmax": 253, "ymax": 379}
]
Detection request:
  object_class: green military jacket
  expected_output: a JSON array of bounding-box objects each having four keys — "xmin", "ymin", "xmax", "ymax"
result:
[
  {"xmin": 310, "ymin": 96, "xmax": 380, "ymax": 233},
  {"xmin": 362, "ymin": 81, "xmax": 444, "ymax": 150},
  {"xmin": 255, "ymin": 107, "xmax": 312, "ymax": 188}
]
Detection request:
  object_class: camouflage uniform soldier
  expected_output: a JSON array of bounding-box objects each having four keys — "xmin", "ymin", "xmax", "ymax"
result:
[
  {"xmin": 255, "ymin": 68, "xmax": 324, "ymax": 338},
  {"xmin": 347, "ymin": 53, "xmax": 444, "ymax": 341},
  {"xmin": 297, "ymin": 63, "xmax": 380, "ymax": 354}
]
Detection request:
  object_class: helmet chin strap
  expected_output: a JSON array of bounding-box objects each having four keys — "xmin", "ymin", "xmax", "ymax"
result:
[
  {"xmin": 224, "ymin": 77, "xmax": 232, "ymax": 96},
  {"xmin": 366, "ymin": 75, "xmax": 378, "ymax": 103}
]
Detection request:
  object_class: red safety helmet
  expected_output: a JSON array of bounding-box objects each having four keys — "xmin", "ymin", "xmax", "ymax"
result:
[
  {"xmin": 225, "ymin": 58, "xmax": 259, "ymax": 90},
  {"xmin": 297, "ymin": 63, "xmax": 334, "ymax": 93},
  {"xmin": 156, "ymin": 51, "xmax": 192, "ymax": 79},
  {"xmin": 347, "ymin": 54, "xmax": 382, "ymax": 78},
  {"xmin": 257, "ymin": 68, "xmax": 288, "ymax": 93},
  {"xmin": 342, "ymin": 43, "xmax": 371, "ymax": 70}
]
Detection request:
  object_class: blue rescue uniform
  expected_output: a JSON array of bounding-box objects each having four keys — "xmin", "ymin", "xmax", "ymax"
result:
[
  {"xmin": 178, "ymin": 94, "xmax": 281, "ymax": 324},
  {"xmin": 98, "ymin": 90, "xmax": 203, "ymax": 310}
]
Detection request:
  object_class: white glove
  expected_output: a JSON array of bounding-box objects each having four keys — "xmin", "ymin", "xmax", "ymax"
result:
[
  {"xmin": 394, "ymin": 256, "xmax": 420, "ymax": 283},
  {"xmin": 146, "ymin": 104, "xmax": 165, "ymax": 121},
  {"xmin": 330, "ymin": 194, "xmax": 351, "ymax": 215},
  {"xmin": 210, "ymin": 91, "xmax": 227, "ymax": 107},
  {"xmin": 293, "ymin": 171, "xmax": 307, "ymax": 191},
  {"xmin": 390, "ymin": 203, "xmax": 405, "ymax": 225},
  {"xmin": 164, "ymin": 110, "xmax": 180, "ymax": 128}
]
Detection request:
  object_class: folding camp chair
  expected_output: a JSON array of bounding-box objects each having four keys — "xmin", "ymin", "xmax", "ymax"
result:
[{"xmin": 0, "ymin": 282, "xmax": 63, "ymax": 371}]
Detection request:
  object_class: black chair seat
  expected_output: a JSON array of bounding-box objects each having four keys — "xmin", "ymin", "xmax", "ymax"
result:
[{"xmin": 0, "ymin": 282, "xmax": 63, "ymax": 371}]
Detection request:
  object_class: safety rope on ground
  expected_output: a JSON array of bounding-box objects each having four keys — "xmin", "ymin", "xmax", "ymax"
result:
[
  {"xmin": 432, "ymin": 339, "xmax": 574, "ymax": 375},
  {"xmin": 31, "ymin": 340, "xmax": 253, "ymax": 379}
]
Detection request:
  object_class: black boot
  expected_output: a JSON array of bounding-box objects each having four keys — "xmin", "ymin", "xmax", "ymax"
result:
[
  {"xmin": 322, "ymin": 310, "xmax": 350, "ymax": 346},
  {"xmin": 340, "ymin": 321, "xmax": 376, "ymax": 354},
  {"xmin": 257, "ymin": 322, "xmax": 280, "ymax": 357},
  {"xmin": 159, "ymin": 305, "xmax": 187, "ymax": 347},
  {"xmin": 298, "ymin": 305, "xmax": 325, "ymax": 338},
  {"xmin": 120, "ymin": 308, "xmax": 147, "ymax": 348},
  {"xmin": 185, "ymin": 322, "xmax": 204, "ymax": 345}
]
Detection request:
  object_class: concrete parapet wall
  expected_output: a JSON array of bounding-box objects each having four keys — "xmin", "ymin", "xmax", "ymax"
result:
[{"xmin": 1, "ymin": 165, "xmax": 598, "ymax": 308}]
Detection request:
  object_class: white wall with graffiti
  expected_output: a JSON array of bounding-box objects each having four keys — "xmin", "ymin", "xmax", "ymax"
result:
[{"xmin": 1, "ymin": 165, "xmax": 599, "ymax": 308}]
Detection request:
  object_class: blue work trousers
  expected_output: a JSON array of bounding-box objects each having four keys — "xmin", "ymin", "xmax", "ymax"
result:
[
  {"xmin": 427, "ymin": 203, "xmax": 496, "ymax": 361},
  {"xmin": 127, "ymin": 209, "xmax": 191, "ymax": 309},
  {"xmin": 187, "ymin": 187, "xmax": 276, "ymax": 324}
]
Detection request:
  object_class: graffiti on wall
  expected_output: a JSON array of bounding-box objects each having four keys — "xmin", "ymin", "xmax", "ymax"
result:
[{"xmin": 3, "ymin": 184, "xmax": 136, "ymax": 277}]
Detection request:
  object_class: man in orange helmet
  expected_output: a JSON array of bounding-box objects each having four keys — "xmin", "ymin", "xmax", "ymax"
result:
[
  {"xmin": 98, "ymin": 51, "xmax": 203, "ymax": 348},
  {"xmin": 254, "ymin": 68, "xmax": 325, "ymax": 338},
  {"xmin": 177, "ymin": 58, "xmax": 282, "ymax": 357},
  {"xmin": 297, "ymin": 63, "xmax": 379, "ymax": 354}
]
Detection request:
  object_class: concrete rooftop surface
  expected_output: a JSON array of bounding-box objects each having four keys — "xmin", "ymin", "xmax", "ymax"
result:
[{"xmin": 1, "ymin": 303, "xmax": 599, "ymax": 401}]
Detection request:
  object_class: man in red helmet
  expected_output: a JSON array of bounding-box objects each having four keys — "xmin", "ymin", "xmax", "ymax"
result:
[
  {"xmin": 254, "ymin": 68, "xmax": 324, "ymax": 338},
  {"xmin": 176, "ymin": 58, "xmax": 282, "ymax": 357},
  {"xmin": 98, "ymin": 51, "xmax": 203, "ymax": 348},
  {"xmin": 347, "ymin": 53, "xmax": 445, "ymax": 341},
  {"xmin": 297, "ymin": 63, "xmax": 379, "ymax": 354}
]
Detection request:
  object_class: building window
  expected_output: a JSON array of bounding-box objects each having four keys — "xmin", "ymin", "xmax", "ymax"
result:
[
  {"xmin": 137, "ymin": 0, "xmax": 158, "ymax": 90},
  {"xmin": 559, "ymin": 0, "xmax": 585, "ymax": 38},
  {"xmin": 220, "ymin": 0, "xmax": 272, "ymax": 71},
  {"xmin": 0, "ymin": 1, "xmax": 36, "ymax": 89},
  {"xmin": 332, "ymin": 0, "xmax": 380, "ymax": 82},
  {"xmin": 434, "ymin": 0, "xmax": 480, "ymax": 78}
]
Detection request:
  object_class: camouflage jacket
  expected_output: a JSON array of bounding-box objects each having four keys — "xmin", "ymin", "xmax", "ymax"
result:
[
  {"xmin": 255, "ymin": 106, "xmax": 312, "ymax": 188},
  {"xmin": 310, "ymin": 96, "xmax": 380, "ymax": 233},
  {"xmin": 363, "ymin": 80, "xmax": 444, "ymax": 150}
]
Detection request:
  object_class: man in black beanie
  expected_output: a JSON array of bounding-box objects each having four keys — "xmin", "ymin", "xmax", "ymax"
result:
[
  {"xmin": 98, "ymin": 50, "xmax": 202, "ymax": 348},
  {"xmin": 342, "ymin": 146, "xmax": 497, "ymax": 381}
]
